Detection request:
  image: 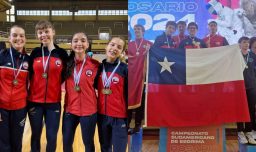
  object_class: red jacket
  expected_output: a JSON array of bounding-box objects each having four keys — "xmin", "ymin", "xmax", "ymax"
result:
[
  {"xmin": 0, "ymin": 48, "xmax": 30, "ymax": 110},
  {"xmin": 64, "ymin": 56, "xmax": 99, "ymax": 116},
  {"xmin": 203, "ymin": 34, "xmax": 229, "ymax": 48},
  {"xmin": 95, "ymin": 59, "xmax": 128, "ymax": 118},
  {"xmin": 28, "ymin": 44, "xmax": 68, "ymax": 103}
]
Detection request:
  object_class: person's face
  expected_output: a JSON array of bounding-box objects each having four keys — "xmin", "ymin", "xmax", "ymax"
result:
[
  {"xmin": 251, "ymin": 41, "xmax": 256, "ymax": 53},
  {"xmin": 37, "ymin": 27, "xmax": 55, "ymax": 46},
  {"xmin": 188, "ymin": 25, "xmax": 198, "ymax": 37},
  {"xmin": 240, "ymin": 40, "xmax": 250, "ymax": 51},
  {"xmin": 208, "ymin": 23, "xmax": 217, "ymax": 34},
  {"xmin": 71, "ymin": 33, "xmax": 89, "ymax": 54},
  {"xmin": 105, "ymin": 37, "xmax": 125, "ymax": 62},
  {"xmin": 9, "ymin": 27, "xmax": 26, "ymax": 52},
  {"xmin": 134, "ymin": 26, "xmax": 144, "ymax": 39},
  {"xmin": 165, "ymin": 25, "xmax": 176, "ymax": 35},
  {"xmin": 177, "ymin": 24, "xmax": 186, "ymax": 34}
]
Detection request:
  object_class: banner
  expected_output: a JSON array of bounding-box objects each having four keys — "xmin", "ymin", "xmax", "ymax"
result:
[
  {"xmin": 145, "ymin": 45, "xmax": 250, "ymax": 127},
  {"xmin": 128, "ymin": 0, "xmax": 256, "ymax": 44}
]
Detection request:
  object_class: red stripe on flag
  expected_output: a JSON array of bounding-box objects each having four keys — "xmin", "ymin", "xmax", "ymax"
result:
[{"xmin": 147, "ymin": 80, "xmax": 250, "ymax": 127}]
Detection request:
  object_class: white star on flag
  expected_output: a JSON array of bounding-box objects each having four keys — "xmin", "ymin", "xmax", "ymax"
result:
[{"xmin": 158, "ymin": 57, "xmax": 175, "ymax": 73}]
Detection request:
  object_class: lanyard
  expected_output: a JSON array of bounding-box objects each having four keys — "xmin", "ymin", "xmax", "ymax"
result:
[
  {"xmin": 102, "ymin": 60, "xmax": 120, "ymax": 88},
  {"xmin": 10, "ymin": 48, "xmax": 24, "ymax": 80},
  {"xmin": 73, "ymin": 57, "xmax": 86, "ymax": 86},
  {"xmin": 42, "ymin": 47, "xmax": 52, "ymax": 73}
]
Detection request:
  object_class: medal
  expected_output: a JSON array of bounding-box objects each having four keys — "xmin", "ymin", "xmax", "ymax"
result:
[
  {"xmin": 9, "ymin": 48, "xmax": 25, "ymax": 86},
  {"xmin": 13, "ymin": 79, "xmax": 18, "ymax": 85},
  {"xmin": 42, "ymin": 73, "xmax": 48, "ymax": 78},
  {"xmin": 73, "ymin": 56, "xmax": 86, "ymax": 92},
  {"xmin": 102, "ymin": 60, "xmax": 120, "ymax": 95},
  {"xmin": 135, "ymin": 39, "xmax": 144, "ymax": 57},
  {"xmin": 74, "ymin": 85, "xmax": 81, "ymax": 92},
  {"xmin": 42, "ymin": 47, "xmax": 52, "ymax": 79},
  {"xmin": 102, "ymin": 88, "xmax": 112, "ymax": 95}
]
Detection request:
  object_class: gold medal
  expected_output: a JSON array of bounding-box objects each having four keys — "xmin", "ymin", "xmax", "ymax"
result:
[
  {"xmin": 13, "ymin": 79, "xmax": 18, "ymax": 86},
  {"xmin": 74, "ymin": 86, "xmax": 81, "ymax": 92},
  {"xmin": 102, "ymin": 88, "xmax": 112, "ymax": 95},
  {"xmin": 42, "ymin": 73, "xmax": 47, "ymax": 78}
]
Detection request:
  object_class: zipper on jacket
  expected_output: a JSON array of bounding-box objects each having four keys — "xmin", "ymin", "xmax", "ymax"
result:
[{"xmin": 44, "ymin": 56, "xmax": 50, "ymax": 103}]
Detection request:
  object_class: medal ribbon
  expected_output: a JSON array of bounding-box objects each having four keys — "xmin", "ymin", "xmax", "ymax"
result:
[
  {"xmin": 102, "ymin": 60, "xmax": 120, "ymax": 88},
  {"xmin": 135, "ymin": 39, "xmax": 143, "ymax": 55},
  {"xmin": 42, "ymin": 47, "xmax": 52, "ymax": 73},
  {"xmin": 73, "ymin": 57, "xmax": 86, "ymax": 86},
  {"xmin": 10, "ymin": 48, "xmax": 25, "ymax": 80}
]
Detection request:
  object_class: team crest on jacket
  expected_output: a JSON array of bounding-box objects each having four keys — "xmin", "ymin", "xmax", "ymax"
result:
[
  {"xmin": 86, "ymin": 70, "xmax": 93, "ymax": 76},
  {"xmin": 22, "ymin": 62, "xmax": 29, "ymax": 70},
  {"xmin": 55, "ymin": 60, "xmax": 62, "ymax": 66},
  {"xmin": 112, "ymin": 77, "xmax": 119, "ymax": 84}
]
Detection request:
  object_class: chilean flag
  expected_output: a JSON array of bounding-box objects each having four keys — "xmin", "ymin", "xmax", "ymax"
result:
[{"xmin": 146, "ymin": 44, "xmax": 250, "ymax": 127}]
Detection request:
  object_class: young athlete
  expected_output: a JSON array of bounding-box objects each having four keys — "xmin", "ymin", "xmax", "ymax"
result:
[
  {"xmin": 27, "ymin": 20, "xmax": 68, "ymax": 152},
  {"xmin": 62, "ymin": 32, "xmax": 99, "ymax": 152},
  {"xmin": 0, "ymin": 25, "xmax": 30, "ymax": 152},
  {"xmin": 95, "ymin": 37, "xmax": 128, "ymax": 152}
]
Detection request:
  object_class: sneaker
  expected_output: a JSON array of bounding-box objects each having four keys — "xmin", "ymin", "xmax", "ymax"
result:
[
  {"xmin": 238, "ymin": 132, "xmax": 248, "ymax": 144},
  {"xmin": 252, "ymin": 130, "xmax": 256, "ymax": 139},
  {"xmin": 246, "ymin": 132, "xmax": 256, "ymax": 144}
]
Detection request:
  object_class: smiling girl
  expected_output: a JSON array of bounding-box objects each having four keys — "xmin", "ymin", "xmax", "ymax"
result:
[
  {"xmin": 95, "ymin": 37, "xmax": 128, "ymax": 152},
  {"xmin": 62, "ymin": 32, "xmax": 99, "ymax": 152},
  {"xmin": 0, "ymin": 25, "xmax": 30, "ymax": 152}
]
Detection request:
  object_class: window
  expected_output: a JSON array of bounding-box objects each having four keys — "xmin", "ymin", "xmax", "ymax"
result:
[
  {"xmin": 52, "ymin": 10, "xmax": 72, "ymax": 16},
  {"xmin": 75, "ymin": 10, "xmax": 96, "ymax": 16},
  {"xmin": 17, "ymin": 10, "xmax": 49, "ymax": 16},
  {"xmin": 98, "ymin": 10, "xmax": 127, "ymax": 16},
  {"xmin": 6, "ymin": 5, "xmax": 15, "ymax": 22}
]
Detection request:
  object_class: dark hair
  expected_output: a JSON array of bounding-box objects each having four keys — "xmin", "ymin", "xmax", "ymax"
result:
[
  {"xmin": 9, "ymin": 25, "xmax": 25, "ymax": 35},
  {"xmin": 65, "ymin": 32, "xmax": 89, "ymax": 79},
  {"xmin": 249, "ymin": 37, "xmax": 256, "ymax": 49},
  {"xmin": 238, "ymin": 36, "xmax": 250, "ymax": 43},
  {"xmin": 187, "ymin": 22, "xmax": 198, "ymax": 29},
  {"xmin": 177, "ymin": 21, "xmax": 186, "ymax": 26},
  {"xmin": 134, "ymin": 24, "xmax": 145, "ymax": 32},
  {"xmin": 208, "ymin": 21, "xmax": 217, "ymax": 25},
  {"xmin": 166, "ymin": 21, "xmax": 177, "ymax": 29},
  {"xmin": 35, "ymin": 20, "xmax": 55, "ymax": 31}
]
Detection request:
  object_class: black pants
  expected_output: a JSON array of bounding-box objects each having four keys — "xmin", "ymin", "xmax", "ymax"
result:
[
  {"xmin": 0, "ymin": 107, "xmax": 27, "ymax": 152},
  {"xmin": 62, "ymin": 112, "xmax": 97, "ymax": 152},
  {"xmin": 237, "ymin": 88, "xmax": 256, "ymax": 132},
  {"xmin": 28, "ymin": 102, "xmax": 61, "ymax": 152}
]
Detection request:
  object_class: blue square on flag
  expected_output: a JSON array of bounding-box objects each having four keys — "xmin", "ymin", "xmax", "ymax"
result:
[{"xmin": 149, "ymin": 47, "xmax": 186, "ymax": 84}]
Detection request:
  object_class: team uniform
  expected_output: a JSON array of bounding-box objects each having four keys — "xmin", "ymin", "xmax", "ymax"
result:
[
  {"xmin": 179, "ymin": 36, "xmax": 207, "ymax": 49},
  {"xmin": 153, "ymin": 32, "xmax": 176, "ymax": 48},
  {"xmin": 128, "ymin": 39, "xmax": 152, "ymax": 130},
  {"xmin": 203, "ymin": 34, "xmax": 229, "ymax": 48},
  {"xmin": 0, "ymin": 47, "xmax": 30, "ymax": 152},
  {"xmin": 28, "ymin": 44, "xmax": 68, "ymax": 152},
  {"xmin": 62, "ymin": 56, "xmax": 99, "ymax": 152},
  {"xmin": 237, "ymin": 51, "xmax": 256, "ymax": 133},
  {"xmin": 173, "ymin": 34, "xmax": 188, "ymax": 48},
  {"xmin": 95, "ymin": 58, "xmax": 128, "ymax": 152}
]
